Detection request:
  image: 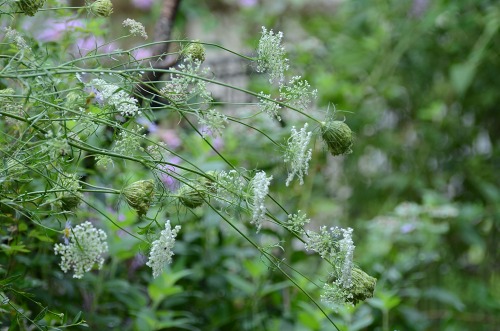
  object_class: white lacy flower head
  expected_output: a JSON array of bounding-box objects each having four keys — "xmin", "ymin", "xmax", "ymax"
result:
[
  {"xmin": 305, "ymin": 226, "xmax": 355, "ymax": 288},
  {"xmin": 54, "ymin": 221, "xmax": 108, "ymax": 279},
  {"xmin": 286, "ymin": 210, "xmax": 310, "ymax": 234},
  {"xmin": 199, "ymin": 109, "xmax": 228, "ymax": 138},
  {"xmin": 258, "ymin": 92, "xmax": 281, "ymax": 121},
  {"xmin": 89, "ymin": 78, "xmax": 140, "ymax": 117},
  {"xmin": 256, "ymin": 26, "xmax": 289, "ymax": 85},
  {"xmin": 3, "ymin": 27, "xmax": 30, "ymax": 50},
  {"xmin": 279, "ymin": 76, "xmax": 318, "ymax": 113},
  {"xmin": 283, "ymin": 123, "xmax": 312, "ymax": 186},
  {"xmin": 249, "ymin": 171, "xmax": 272, "ymax": 232},
  {"xmin": 146, "ymin": 220, "xmax": 181, "ymax": 278},
  {"xmin": 122, "ymin": 18, "xmax": 148, "ymax": 39}
]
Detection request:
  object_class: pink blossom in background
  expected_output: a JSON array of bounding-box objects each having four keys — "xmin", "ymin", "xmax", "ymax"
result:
[
  {"xmin": 23, "ymin": 18, "xmax": 84, "ymax": 42},
  {"xmin": 74, "ymin": 36, "xmax": 117, "ymax": 56},
  {"xmin": 158, "ymin": 129, "xmax": 182, "ymax": 149},
  {"xmin": 131, "ymin": 0, "xmax": 154, "ymax": 10},
  {"xmin": 159, "ymin": 156, "xmax": 182, "ymax": 191},
  {"xmin": 239, "ymin": 0, "xmax": 257, "ymax": 7},
  {"xmin": 132, "ymin": 47, "xmax": 154, "ymax": 61}
]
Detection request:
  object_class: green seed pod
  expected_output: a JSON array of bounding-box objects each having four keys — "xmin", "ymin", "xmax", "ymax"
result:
[
  {"xmin": 178, "ymin": 183, "xmax": 206, "ymax": 208},
  {"xmin": 60, "ymin": 193, "xmax": 82, "ymax": 211},
  {"xmin": 183, "ymin": 41, "xmax": 206, "ymax": 63},
  {"xmin": 16, "ymin": 0, "xmax": 45, "ymax": 16},
  {"xmin": 122, "ymin": 180, "xmax": 155, "ymax": 216},
  {"xmin": 320, "ymin": 120, "xmax": 353, "ymax": 156},
  {"xmin": 349, "ymin": 266, "xmax": 377, "ymax": 304},
  {"xmin": 90, "ymin": 0, "xmax": 113, "ymax": 17}
]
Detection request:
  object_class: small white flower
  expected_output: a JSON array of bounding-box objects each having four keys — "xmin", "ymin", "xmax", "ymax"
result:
[
  {"xmin": 256, "ymin": 26, "xmax": 289, "ymax": 85},
  {"xmin": 122, "ymin": 18, "xmax": 148, "ymax": 39},
  {"xmin": 3, "ymin": 27, "xmax": 30, "ymax": 50},
  {"xmin": 283, "ymin": 123, "xmax": 312, "ymax": 186},
  {"xmin": 286, "ymin": 210, "xmax": 310, "ymax": 234},
  {"xmin": 89, "ymin": 79, "xmax": 140, "ymax": 117},
  {"xmin": 249, "ymin": 171, "xmax": 272, "ymax": 232},
  {"xmin": 279, "ymin": 76, "xmax": 318, "ymax": 113},
  {"xmin": 146, "ymin": 220, "xmax": 181, "ymax": 278},
  {"xmin": 54, "ymin": 221, "xmax": 108, "ymax": 279},
  {"xmin": 198, "ymin": 109, "xmax": 228, "ymax": 137},
  {"xmin": 258, "ymin": 92, "xmax": 281, "ymax": 121}
]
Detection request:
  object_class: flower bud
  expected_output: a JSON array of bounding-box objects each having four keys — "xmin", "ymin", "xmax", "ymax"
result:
[
  {"xmin": 178, "ymin": 183, "xmax": 206, "ymax": 208},
  {"xmin": 122, "ymin": 180, "xmax": 155, "ymax": 216},
  {"xmin": 16, "ymin": 0, "xmax": 45, "ymax": 16},
  {"xmin": 349, "ymin": 266, "xmax": 377, "ymax": 304},
  {"xmin": 55, "ymin": 173, "xmax": 83, "ymax": 211},
  {"xmin": 90, "ymin": 0, "xmax": 113, "ymax": 17},
  {"xmin": 183, "ymin": 41, "xmax": 206, "ymax": 63},
  {"xmin": 320, "ymin": 120, "xmax": 353, "ymax": 156}
]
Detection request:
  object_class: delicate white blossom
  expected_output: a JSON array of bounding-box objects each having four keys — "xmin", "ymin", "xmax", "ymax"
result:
[
  {"xmin": 279, "ymin": 76, "xmax": 318, "ymax": 113},
  {"xmin": 249, "ymin": 171, "xmax": 272, "ymax": 232},
  {"xmin": 54, "ymin": 221, "xmax": 108, "ymax": 279},
  {"xmin": 256, "ymin": 26, "xmax": 289, "ymax": 85},
  {"xmin": 258, "ymin": 92, "xmax": 281, "ymax": 121},
  {"xmin": 3, "ymin": 27, "xmax": 30, "ymax": 50},
  {"xmin": 89, "ymin": 79, "xmax": 140, "ymax": 117},
  {"xmin": 286, "ymin": 210, "xmax": 310, "ymax": 234},
  {"xmin": 146, "ymin": 220, "xmax": 181, "ymax": 278},
  {"xmin": 199, "ymin": 109, "xmax": 228, "ymax": 137},
  {"xmin": 122, "ymin": 18, "xmax": 148, "ymax": 39},
  {"xmin": 160, "ymin": 59, "xmax": 212, "ymax": 106},
  {"xmin": 283, "ymin": 123, "xmax": 312, "ymax": 186}
]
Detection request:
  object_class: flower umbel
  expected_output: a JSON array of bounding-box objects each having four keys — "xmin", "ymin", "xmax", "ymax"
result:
[
  {"xmin": 90, "ymin": 0, "xmax": 113, "ymax": 17},
  {"xmin": 54, "ymin": 221, "xmax": 108, "ymax": 279},
  {"xmin": 249, "ymin": 171, "xmax": 272, "ymax": 232},
  {"xmin": 16, "ymin": 0, "xmax": 45, "ymax": 16},
  {"xmin": 89, "ymin": 78, "xmax": 140, "ymax": 117},
  {"xmin": 122, "ymin": 18, "xmax": 148, "ymax": 39},
  {"xmin": 146, "ymin": 220, "xmax": 181, "ymax": 278},
  {"xmin": 122, "ymin": 180, "xmax": 155, "ymax": 216},
  {"xmin": 256, "ymin": 26, "xmax": 289, "ymax": 85},
  {"xmin": 321, "ymin": 120, "xmax": 353, "ymax": 156},
  {"xmin": 283, "ymin": 123, "xmax": 312, "ymax": 186}
]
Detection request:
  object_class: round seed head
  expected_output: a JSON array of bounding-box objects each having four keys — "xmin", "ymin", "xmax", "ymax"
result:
[
  {"xmin": 17, "ymin": 0, "xmax": 45, "ymax": 16},
  {"xmin": 90, "ymin": 0, "xmax": 113, "ymax": 17},
  {"xmin": 321, "ymin": 120, "xmax": 353, "ymax": 156},
  {"xmin": 183, "ymin": 42, "xmax": 206, "ymax": 63},
  {"xmin": 178, "ymin": 183, "xmax": 206, "ymax": 208},
  {"xmin": 122, "ymin": 180, "xmax": 155, "ymax": 216},
  {"xmin": 349, "ymin": 266, "xmax": 377, "ymax": 304}
]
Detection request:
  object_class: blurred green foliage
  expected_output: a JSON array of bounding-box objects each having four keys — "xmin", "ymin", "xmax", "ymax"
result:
[{"xmin": 1, "ymin": 0, "xmax": 499, "ymax": 330}]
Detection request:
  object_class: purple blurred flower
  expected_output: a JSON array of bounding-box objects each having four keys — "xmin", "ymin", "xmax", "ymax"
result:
[
  {"xmin": 131, "ymin": 0, "xmax": 154, "ymax": 10},
  {"xmin": 159, "ymin": 156, "xmax": 181, "ymax": 191},
  {"xmin": 400, "ymin": 223, "xmax": 416, "ymax": 234},
  {"xmin": 159, "ymin": 129, "xmax": 182, "ymax": 149},
  {"xmin": 132, "ymin": 47, "xmax": 153, "ymax": 61},
  {"xmin": 240, "ymin": 0, "xmax": 257, "ymax": 7}
]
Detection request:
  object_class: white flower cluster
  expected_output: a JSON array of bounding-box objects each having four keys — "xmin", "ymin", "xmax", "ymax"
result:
[
  {"xmin": 257, "ymin": 92, "xmax": 282, "ymax": 121},
  {"xmin": 89, "ymin": 78, "xmax": 140, "ymax": 117},
  {"xmin": 54, "ymin": 221, "xmax": 108, "ymax": 279},
  {"xmin": 256, "ymin": 26, "xmax": 289, "ymax": 85},
  {"xmin": 146, "ymin": 220, "xmax": 181, "ymax": 278},
  {"xmin": 249, "ymin": 171, "xmax": 272, "ymax": 232},
  {"xmin": 286, "ymin": 210, "xmax": 310, "ymax": 233},
  {"xmin": 160, "ymin": 59, "xmax": 212, "ymax": 106},
  {"xmin": 283, "ymin": 123, "xmax": 312, "ymax": 186},
  {"xmin": 305, "ymin": 225, "xmax": 356, "ymax": 309},
  {"xmin": 122, "ymin": 18, "xmax": 148, "ymax": 39},
  {"xmin": 3, "ymin": 27, "xmax": 30, "ymax": 50},
  {"xmin": 199, "ymin": 109, "xmax": 228, "ymax": 138},
  {"xmin": 279, "ymin": 76, "xmax": 318, "ymax": 113},
  {"xmin": 212, "ymin": 170, "xmax": 247, "ymax": 207}
]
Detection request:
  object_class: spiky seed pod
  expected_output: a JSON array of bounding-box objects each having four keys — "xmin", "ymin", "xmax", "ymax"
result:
[
  {"xmin": 178, "ymin": 183, "xmax": 206, "ymax": 208},
  {"xmin": 122, "ymin": 180, "xmax": 155, "ymax": 216},
  {"xmin": 183, "ymin": 42, "xmax": 206, "ymax": 63},
  {"xmin": 320, "ymin": 120, "xmax": 353, "ymax": 156},
  {"xmin": 90, "ymin": 0, "xmax": 113, "ymax": 17},
  {"xmin": 349, "ymin": 267, "xmax": 377, "ymax": 304},
  {"xmin": 16, "ymin": 0, "xmax": 45, "ymax": 16}
]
